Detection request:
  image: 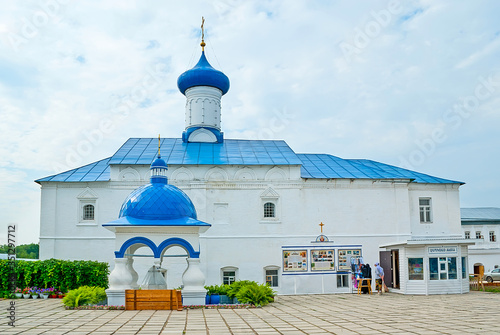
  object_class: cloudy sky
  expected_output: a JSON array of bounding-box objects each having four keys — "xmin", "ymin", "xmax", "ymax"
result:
[{"xmin": 1, "ymin": 0, "xmax": 499, "ymax": 244}]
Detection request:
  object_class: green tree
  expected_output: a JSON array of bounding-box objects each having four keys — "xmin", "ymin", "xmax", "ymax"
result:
[{"xmin": 0, "ymin": 243, "xmax": 39, "ymax": 259}]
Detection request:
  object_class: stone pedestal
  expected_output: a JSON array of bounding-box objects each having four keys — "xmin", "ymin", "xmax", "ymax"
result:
[
  {"xmin": 106, "ymin": 258, "xmax": 133, "ymax": 306},
  {"xmin": 181, "ymin": 257, "xmax": 206, "ymax": 305}
]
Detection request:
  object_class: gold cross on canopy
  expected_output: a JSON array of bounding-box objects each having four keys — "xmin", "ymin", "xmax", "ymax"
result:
[
  {"xmin": 319, "ymin": 222, "xmax": 324, "ymax": 233},
  {"xmin": 158, "ymin": 134, "xmax": 161, "ymax": 156}
]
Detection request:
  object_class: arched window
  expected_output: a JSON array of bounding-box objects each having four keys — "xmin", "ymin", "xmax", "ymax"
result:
[
  {"xmin": 263, "ymin": 202, "xmax": 275, "ymax": 218},
  {"xmin": 83, "ymin": 204, "xmax": 95, "ymax": 220}
]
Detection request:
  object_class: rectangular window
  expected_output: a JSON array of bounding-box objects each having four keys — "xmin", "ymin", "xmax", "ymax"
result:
[
  {"xmin": 476, "ymin": 231, "xmax": 482, "ymax": 239},
  {"xmin": 464, "ymin": 231, "xmax": 470, "ymax": 239},
  {"xmin": 429, "ymin": 257, "xmax": 457, "ymax": 280},
  {"xmin": 461, "ymin": 257, "xmax": 466, "ymax": 279},
  {"xmin": 429, "ymin": 258, "xmax": 439, "ymax": 280},
  {"xmin": 265, "ymin": 270, "xmax": 278, "ymax": 287},
  {"xmin": 448, "ymin": 257, "xmax": 457, "ymax": 279},
  {"xmin": 223, "ymin": 271, "xmax": 236, "ymax": 285},
  {"xmin": 337, "ymin": 274, "xmax": 349, "ymax": 287},
  {"xmin": 489, "ymin": 231, "xmax": 496, "ymax": 242},
  {"xmin": 419, "ymin": 198, "xmax": 432, "ymax": 223},
  {"xmin": 408, "ymin": 258, "xmax": 424, "ymax": 280}
]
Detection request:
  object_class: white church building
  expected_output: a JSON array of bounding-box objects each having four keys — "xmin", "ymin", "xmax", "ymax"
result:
[{"xmin": 37, "ymin": 36, "xmax": 473, "ymax": 297}]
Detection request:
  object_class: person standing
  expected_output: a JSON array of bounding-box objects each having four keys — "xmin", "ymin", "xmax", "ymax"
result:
[{"xmin": 374, "ymin": 262, "xmax": 385, "ymax": 294}]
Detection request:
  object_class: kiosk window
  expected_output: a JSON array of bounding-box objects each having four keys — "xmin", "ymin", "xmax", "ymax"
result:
[
  {"xmin": 408, "ymin": 258, "xmax": 424, "ymax": 280},
  {"xmin": 429, "ymin": 257, "xmax": 457, "ymax": 280}
]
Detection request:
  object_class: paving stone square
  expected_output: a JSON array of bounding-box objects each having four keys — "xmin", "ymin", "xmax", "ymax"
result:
[{"xmin": 1, "ymin": 292, "xmax": 500, "ymax": 334}]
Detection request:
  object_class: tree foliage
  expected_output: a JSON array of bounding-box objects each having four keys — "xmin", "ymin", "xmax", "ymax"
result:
[{"xmin": 0, "ymin": 243, "xmax": 39, "ymax": 259}]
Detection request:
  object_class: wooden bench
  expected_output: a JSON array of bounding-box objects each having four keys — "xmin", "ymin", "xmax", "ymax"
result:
[{"xmin": 125, "ymin": 289, "xmax": 183, "ymax": 310}]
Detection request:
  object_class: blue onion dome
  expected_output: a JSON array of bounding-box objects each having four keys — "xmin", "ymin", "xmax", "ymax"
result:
[
  {"xmin": 177, "ymin": 51, "xmax": 230, "ymax": 95},
  {"xmin": 119, "ymin": 183, "xmax": 197, "ymax": 220}
]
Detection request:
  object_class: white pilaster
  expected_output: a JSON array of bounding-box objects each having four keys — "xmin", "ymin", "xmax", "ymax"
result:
[
  {"xmin": 181, "ymin": 257, "xmax": 207, "ymax": 305},
  {"xmin": 106, "ymin": 258, "xmax": 133, "ymax": 306}
]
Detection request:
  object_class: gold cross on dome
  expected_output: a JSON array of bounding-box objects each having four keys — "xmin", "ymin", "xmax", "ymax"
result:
[
  {"xmin": 319, "ymin": 222, "xmax": 324, "ymax": 233},
  {"xmin": 200, "ymin": 16, "xmax": 206, "ymax": 50}
]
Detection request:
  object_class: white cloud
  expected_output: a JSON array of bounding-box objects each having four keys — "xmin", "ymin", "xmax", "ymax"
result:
[{"xmin": 0, "ymin": 0, "xmax": 499, "ymax": 244}]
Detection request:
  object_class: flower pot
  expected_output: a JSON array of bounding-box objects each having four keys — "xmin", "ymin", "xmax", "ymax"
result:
[
  {"xmin": 220, "ymin": 295, "xmax": 231, "ymax": 304},
  {"xmin": 41, "ymin": 294, "xmax": 49, "ymax": 299},
  {"xmin": 233, "ymin": 297, "xmax": 239, "ymax": 304},
  {"xmin": 23, "ymin": 294, "xmax": 30, "ymax": 299},
  {"xmin": 210, "ymin": 294, "xmax": 220, "ymax": 305},
  {"xmin": 15, "ymin": 293, "xmax": 23, "ymax": 298},
  {"xmin": 205, "ymin": 295, "xmax": 210, "ymax": 305},
  {"xmin": 49, "ymin": 294, "xmax": 57, "ymax": 298},
  {"xmin": 31, "ymin": 295, "xmax": 39, "ymax": 299},
  {"xmin": 58, "ymin": 295, "xmax": 64, "ymax": 298}
]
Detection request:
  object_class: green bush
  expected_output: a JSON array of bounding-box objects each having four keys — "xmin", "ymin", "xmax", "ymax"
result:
[
  {"xmin": 62, "ymin": 286, "xmax": 107, "ymax": 307},
  {"xmin": 226, "ymin": 280, "xmax": 257, "ymax": 298},
  {"xmin": 0, "ymin": 259, "xmax": 109, "ymax": 297},
  {"xmin": 235, "ymin": 282, "xmax": 275, "ymax": 306}
]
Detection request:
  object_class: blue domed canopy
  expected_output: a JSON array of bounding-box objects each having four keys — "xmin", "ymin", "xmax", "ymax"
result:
[
  {"xmin": 151, "ymin": 155, "xmax": 167, "ymax": 168},
  {"xmin": 119, "ymin": 183, "xmax": 197, "ymax": 221},
  {"xmin": 177, "ymin": 51, "xmax": 230, "ymax": 95}
]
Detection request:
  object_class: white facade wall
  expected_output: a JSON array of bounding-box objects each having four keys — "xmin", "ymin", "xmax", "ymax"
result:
[
  {"xmin": 39, "ymin": 164, "xmax": 465, "ymax": 294},
  {"xmin": 462, "ymin": 223, "xmax": 500, "ymax": 273}
]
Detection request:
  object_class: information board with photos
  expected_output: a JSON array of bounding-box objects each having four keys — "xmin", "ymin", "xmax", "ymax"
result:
[
  {"xmin": 310, "ymin": 249, "xmax": 335, "ymax": 271},
  {"xmin": 283, "ymin": 250, "xmax": 308, "ymax": 272},
  {"xmin": 337, "ymin": 249, "xmax": 362, "ymax": 270}
]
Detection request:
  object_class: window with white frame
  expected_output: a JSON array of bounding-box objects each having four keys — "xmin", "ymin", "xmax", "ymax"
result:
[
  {"xmin": 419, "ymin": 198, "xmax": 432, "ymax": 223},
  {"xmin": 490, "ymin": 231, "xmax": 496, "ymax": 242},
  {"xmin": 264, "ymin": 202, "xmax": 275, "ymax": 218},
  {"xmin": 264, "ymin": 267, "xmax": 279, "ymax": 287},
  {"xmin": 337, "ymin": 274, "xmax": 349, "ymax": 287},
  {"xmin": 476, "ymin": 231, "xmax": 482, "ymax": 239},
  {"xmin": 260, "ymin": 187, "xmax": 280, "ymax": 222},
  {"xmin": 464, "ymin": 231, "xmax": 470, "ymax": 239},
  {"xmin": 83, "ymin": 204, "xmax": 95, "ymax": 220},
  {"xmin": 221, "ymin": 267, "xmax": 237, "ymax": 285},
  {"xmin": 429, "ymin": 257, "xmax": 457, "ymax": 280}
]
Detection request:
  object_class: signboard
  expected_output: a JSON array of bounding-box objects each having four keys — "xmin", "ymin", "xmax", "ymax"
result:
[
  {"xmin": 310, "ymin": 249, "xmax": 335, "ymax": 271},
  {"xmin": 283, "ymin": 250, "xmax": 308, "ymax": 272},
  {"xmin": 338, "ymin": 249, "xmax": 362, "ymax": 270},
  {"xmin": 428, "ymin": 246, "xmax": 458, "ymax": 255}
]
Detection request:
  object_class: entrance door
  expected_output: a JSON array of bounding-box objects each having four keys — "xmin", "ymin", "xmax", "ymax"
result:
[
  {"xmin": 379, "ymin": 251, "xmax": 392, "ymax": 287},
  {"xmin": 380, "ymin": 250, "xmax": 400, "ymax": 289},
  {"xmin": 391, "ymin": 250, "xmax": 400, "ymax": 289}
]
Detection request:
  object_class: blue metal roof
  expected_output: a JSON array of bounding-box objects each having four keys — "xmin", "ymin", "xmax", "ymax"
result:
[
  {"xmin": 177, "ymin": 51, "xmax": 230, "ymax": 95},
  {"xmin": 35, "ymin": 157, "xmax": 111, "ymax": 182},
  {"xmin": 461, "ymin": 207, "xmax": 500, "ymax": 221},
  {"xmin": 35, "ymin": 139, "xmax": 463, "ymax": 184},
  {"xmin": 109, "ymin": 138, "xmax": 302, "ymax": 166},
  {"xmin": 297, "ymin": 154, "xmax": 463, "ymax": 184}
]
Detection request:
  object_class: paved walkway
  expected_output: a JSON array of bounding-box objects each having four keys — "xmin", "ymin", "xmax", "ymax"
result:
[{"xmin": 1, "ymin": 292, "xmax": 499, "ymax": 334}]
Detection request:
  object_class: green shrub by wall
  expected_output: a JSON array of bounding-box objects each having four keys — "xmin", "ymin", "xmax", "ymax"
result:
[{"xmin": 0, "ymin": 259, "xmax": 109, "ymax": 297}]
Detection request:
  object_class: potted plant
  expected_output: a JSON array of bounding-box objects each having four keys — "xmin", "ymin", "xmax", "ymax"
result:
[
  {"xmin": 40, "ymin": 288, "xmax": 50, "ymax": 299},
  {"xmin": 204, "ymin": 285, "xmax": 220, "ymax": 304},
  {"xmin": 57, "ymin": 290, "xmax": 65, "ymax": 298},
  {"xmin": 45, "ymin": 287, "xmax": 55, "ymax": 298},
  {"xmin": 14, "ymin": 288, "xmax": 23, "ymax": 299},
  {"xmin": 218, "ymin": 284, "xmax": 231, "ymax": 304},
  {"xmin": 22, "ymin": 287, "xmax": 31, "ymax": 299},
  {"xmin": 31, "ymin": 287, "xmax": 40, "ymax": 299}
]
